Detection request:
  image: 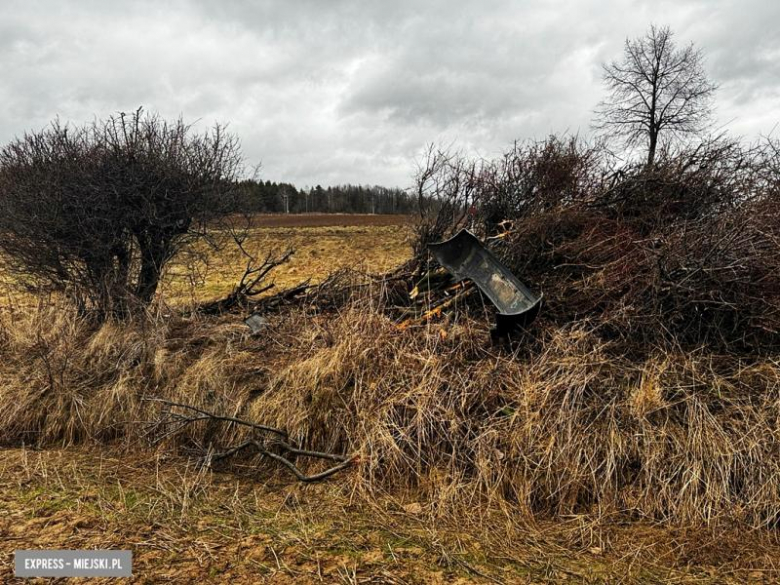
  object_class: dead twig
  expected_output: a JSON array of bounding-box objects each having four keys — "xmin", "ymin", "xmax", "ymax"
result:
[
  {"xmin": 142, "ymin": 397, "xmax": 355, "ymax": 483},
  {"xmin": 197, "ymin": 248, "xmax": 295, "ymax": 315}
]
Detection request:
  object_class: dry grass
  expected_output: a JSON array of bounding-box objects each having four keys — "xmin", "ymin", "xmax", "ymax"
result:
[
  {"xmin": 0, "ymin": 215, "xmax": 413, "ymax": 311},
  {"xmin": 1, "ymin": 447, "xmax": 778, "ymax": 583},
  {"xmin": 161, "ymin": 221, "xmax": 412, "ymax": 306},
  {"xmin": 3, "ymin": 287, "xmax": 780, "ymax": 534},
  {"xmin": 3, "ymin": 216, "xmax": 780, "ymax": 580}
]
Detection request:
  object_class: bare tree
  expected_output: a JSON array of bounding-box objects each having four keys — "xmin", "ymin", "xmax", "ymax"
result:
[
  {"xmin": 0, "ymin": 108, "xmax": 243, "ymax": 319},
  {"xmin": 594, "ymin": 25, "xmax": 716, "ymax": 166}
]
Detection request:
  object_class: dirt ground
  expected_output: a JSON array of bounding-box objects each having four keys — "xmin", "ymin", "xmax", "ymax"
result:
[{"xmin": 1, "ymin": 448, "xmax": 778, "ymax": 584}]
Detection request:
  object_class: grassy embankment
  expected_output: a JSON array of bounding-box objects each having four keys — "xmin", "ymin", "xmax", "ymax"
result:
[{"xmin": 2, "ymin": 214, "xmax": 780, "ymax": 582}]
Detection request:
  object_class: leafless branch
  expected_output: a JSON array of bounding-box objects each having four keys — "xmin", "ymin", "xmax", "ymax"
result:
[
  {"xmin": 197, "ymin": 248, "xmax": 295, "ymax": 315},
  {"xmin": 143, "ymin": 397, "xmax": 355, "ymax": 483},
  {"xmin": 594, "ymin": 25, "xmax": 716, "ymax": 166}
]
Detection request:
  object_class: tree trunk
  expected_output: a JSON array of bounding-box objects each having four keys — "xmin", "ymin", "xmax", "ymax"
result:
[
  {"xmin": 135, "ymin": 236, "xmax": 167, "ymax": 306},
  {"xmin": 647, "ymin": 130, "xmax": 658, "ymax": 167},
  {"xmin": 111, "ymin": 245, "xmax": 132, "ymax": 318}
]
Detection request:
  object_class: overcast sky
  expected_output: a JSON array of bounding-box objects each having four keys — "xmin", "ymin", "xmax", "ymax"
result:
[{"xmin": 0, "ymin": 0, "xmax": 777, "ymax": 188}]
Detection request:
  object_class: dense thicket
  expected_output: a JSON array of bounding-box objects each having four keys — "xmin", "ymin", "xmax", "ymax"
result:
[{"xmin": 416, "ymin": 136, "xmax": 780, "ymax": 353}]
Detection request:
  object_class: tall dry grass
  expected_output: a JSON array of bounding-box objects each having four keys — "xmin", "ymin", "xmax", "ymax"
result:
[{"xmin": 2, "ymin": 294, "xmax": 780, "ymax": 529}]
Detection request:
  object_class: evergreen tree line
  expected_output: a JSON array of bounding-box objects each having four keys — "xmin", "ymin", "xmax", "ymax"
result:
[{"xmin": 233, "ymin": 180, "xmax": 417, "ymax": 214}]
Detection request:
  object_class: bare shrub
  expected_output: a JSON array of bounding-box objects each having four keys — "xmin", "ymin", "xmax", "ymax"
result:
[
  {"xmin": 0, "ymin": 108, "xmax": 243, "ymax": 320},
  {"xmin": 415, "ymin": 135, "xmax": 780, "ymax": 352}
]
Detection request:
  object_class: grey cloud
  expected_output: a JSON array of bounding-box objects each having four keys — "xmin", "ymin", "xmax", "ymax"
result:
[{"xmin": 0, "ymin": 0, "xmax": 777, "ymax": 187}]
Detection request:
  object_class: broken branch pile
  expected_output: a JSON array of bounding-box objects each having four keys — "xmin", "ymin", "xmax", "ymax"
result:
[{"xmin": 412, "ymin": 136, "xmax": 780, "ymax": 353}]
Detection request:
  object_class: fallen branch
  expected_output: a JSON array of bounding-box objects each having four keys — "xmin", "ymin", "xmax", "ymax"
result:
[
  {"xmin": 198, "ymin": 248, "xmax": 295, "ymax": 315},
  {"xmin": 143, "ymin": 397, "xmax": 355, "ymax": 483},
  {"xmin": 247, "ymin": 279, "xmax": 312, "ymax": 313},
  {"xmin": 397, "ymin": 281, "xmax": 475, "ymax": 330}
]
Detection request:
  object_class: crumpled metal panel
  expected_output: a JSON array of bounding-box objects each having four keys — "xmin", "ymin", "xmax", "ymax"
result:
[{"xmin": 428, "ymin": 229, "xmax": 541, "ymax": 331}]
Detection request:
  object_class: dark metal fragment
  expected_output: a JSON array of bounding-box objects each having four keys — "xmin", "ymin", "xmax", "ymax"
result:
[{"xmin": 428, "ymin": 229, "xmax": 541, "ymax": 333}]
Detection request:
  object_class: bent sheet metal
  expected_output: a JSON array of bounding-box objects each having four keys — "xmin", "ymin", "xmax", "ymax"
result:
[{"xmin": 428, "ymin": 229, "xmax": 541, "ymax": 333}]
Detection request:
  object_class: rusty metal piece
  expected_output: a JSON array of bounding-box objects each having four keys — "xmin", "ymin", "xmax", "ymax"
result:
[{"xmin": 428, "ymin": 229, "xmax": 541, "ymax": 333}]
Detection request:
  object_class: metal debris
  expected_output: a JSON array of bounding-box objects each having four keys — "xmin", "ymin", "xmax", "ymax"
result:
[
  {"xmin": 428, "ymin": 229, "xmax": 542, "ymax": 334},
  {"xmin": 244, "ymin": 313, "xmax": 270, "ymax": 335}
]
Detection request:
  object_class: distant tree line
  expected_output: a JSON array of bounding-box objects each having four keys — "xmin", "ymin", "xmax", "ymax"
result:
[{"xmin": 233, "ymin": 180, "xmax": 416, "ymax": 215}]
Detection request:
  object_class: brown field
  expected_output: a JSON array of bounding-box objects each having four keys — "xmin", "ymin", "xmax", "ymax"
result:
[
  {"xmin": 0, "ymin": 214, "xmax": 415, "ymax": 310},
  {"xmin": 162, "ymin": 215, "xmax": 414, "ymax": 306},
  {"xmin": 243, "ymin": 213, "xmax": 416, "ymax": 228}
]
